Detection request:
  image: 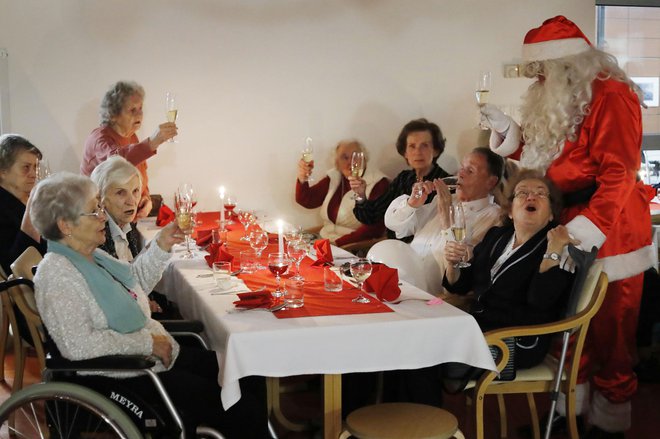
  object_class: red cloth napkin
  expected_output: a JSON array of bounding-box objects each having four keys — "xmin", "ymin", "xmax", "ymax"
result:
[
  {"xmin": 311, "ymin": 239, "xmax": 333, "ymax": 266},
  {"xmin": 233, "ymin": 291, "xmax": 274, "ymax": 309},
  {"xmin": 195, "ymin": 229, "xmax": 212, "ymax": 247},
  {"xmin": 363, "ymin": 264, "xmax": 401, "ymax": 302},
  {"xmin": 204, "ymin": 243, "xmax": 234, "ymax": 268},
  {"xmin": 156, "ymin": 204, "xmax": 175, "ymax": 226}
]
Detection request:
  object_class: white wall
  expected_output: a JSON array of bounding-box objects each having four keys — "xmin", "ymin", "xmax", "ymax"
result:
[{"xmin": 0, "ymin": 0, "xmax": 594, "ymax": 227}]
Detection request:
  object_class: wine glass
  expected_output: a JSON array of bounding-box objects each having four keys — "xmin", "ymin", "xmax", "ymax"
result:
[
  {"xmin": 237, "ymin": 209, "xmax": 256, "ymax": 241},
  {"xmin": 287, "ymin": 239, "xmax": 307, "ymax": 281},
  {"xmin": 283, "ymin": 225, "xmax": 302, "ymax": 243},
  {"xmin": 268, "ymin": 252, "xmax": 290, "ymax": 298},
  {"xmin": 36, "ymin": 158, "xmax": 51, "ymax": 181},
  {"xmin": 249, "ymin": 229, "xmax": 269, "ymax": 269},
  {"xmin": 350, "ymin": 258, "xmax": 372, "ymax": 304},
  {"xmin": 165, "ymin": 92, "xmax": 178, "ymax": 142},
  {"xmin": 301, "ymin": 136, "xmax": 314, "ymax": 183},
  {"xmin": 223, "ymin": 194, "xmax": 237, "ymax": 225},
  {"xmin": 450, "ymin": 202, "xmax": 471, "ymax": 268},
  {"xmin": 476, "ymin": 71, "xmax": 492, "ymax": 130},
  {"xmin": 350, "ymin": 151, "xmax": 366, "ymax": 201},
  {"xmin": 176, "ymin": 198, "xmax": 194, "ymax": 259}
]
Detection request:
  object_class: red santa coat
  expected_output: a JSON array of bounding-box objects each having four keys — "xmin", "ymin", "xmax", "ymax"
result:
[
  {"xmin": 496, "ymin": 78, "xmax": 655, "ymax": 280},
  {"xmin": 544, "ymin": 79, "xmax": 654, "ymax": 281}
]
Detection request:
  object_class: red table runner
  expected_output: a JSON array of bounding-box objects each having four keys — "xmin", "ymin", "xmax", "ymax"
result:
[{"xmin": 193, "ymin": 215, "xmax": 393, "ymax": 318}]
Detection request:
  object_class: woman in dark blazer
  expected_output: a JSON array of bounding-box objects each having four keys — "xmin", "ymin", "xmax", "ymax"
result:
[{"xmin": 444, "ymin": 169, "xmax": 576, "ymax": 368}]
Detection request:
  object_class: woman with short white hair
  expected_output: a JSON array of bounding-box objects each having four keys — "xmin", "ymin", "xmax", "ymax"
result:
[{"xmin": 31, "ymin": 172, "xmax": 268, "ymax": 438}]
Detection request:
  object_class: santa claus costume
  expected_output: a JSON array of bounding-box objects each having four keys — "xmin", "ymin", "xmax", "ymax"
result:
[{"xmin": 485, "ymin": 15, "xmax": 655, "ymax": 436}]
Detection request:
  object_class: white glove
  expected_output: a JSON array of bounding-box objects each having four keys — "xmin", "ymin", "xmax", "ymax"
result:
[{"xmin": 479, "ymin": 104, "xmax": 512, "ymax": 135}]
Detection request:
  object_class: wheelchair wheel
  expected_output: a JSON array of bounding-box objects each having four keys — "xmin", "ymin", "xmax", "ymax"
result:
[{"xmin": 0, "ymin": 382, "xmax": 143, "ymax": 438}]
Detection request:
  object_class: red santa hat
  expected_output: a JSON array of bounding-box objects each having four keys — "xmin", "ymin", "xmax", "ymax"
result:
[{"xmin": 522, "ymin": 16, "xmax": 592, "ymax": 63}]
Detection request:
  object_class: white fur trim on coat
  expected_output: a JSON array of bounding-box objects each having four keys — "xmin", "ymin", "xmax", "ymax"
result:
[
  {"xmin": 566, "ymin": 215, "xmax": 606, "ymax": 253},
  {"xmin": 522, "ymin": 38, "xmax": 590, "ymax": 62},
  {"xmin": 600, "ymin": 244, "xmax": 655, "ymax": 282},
  {"xmin": 489, "ymin": 121, "xmax": 521, "ymax": 157},
  {"xmin": 588, "ymin": 390, "xmax": 631, "ymax": 432}
]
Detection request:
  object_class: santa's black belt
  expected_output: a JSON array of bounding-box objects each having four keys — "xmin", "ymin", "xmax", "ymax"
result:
[{"xmin": 562, "ymin": 184, "xmax": 597, "ymax": 207}]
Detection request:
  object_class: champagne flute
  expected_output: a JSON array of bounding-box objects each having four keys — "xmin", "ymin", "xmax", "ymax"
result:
[
  {"xmin": 350, "ymin": 258, "xmax": 372, "ymax": 304},
  {"xmin": 476, "ymin": 71, "xmax": 492, "ymax": 130},
  {"xmin": 350, "ymin": 151, "xmax": 366, "ymax": 201},
  {"xmin": 176, "ymin": 198, "xmax": 194, "ymax": 259},
  {"xmin": 268, "ymin": 252, "xmax": 290, "ymax": 298},
  {"xmin": 287, "ymin": 239, "xmax": 307, "ymax": 281},
  {"xmin": 441, "ymin": 176, "xmax": 458, "ymax": 192},
  {"xmin": 450, "ymin": 202, "xmax": 471, "ymax": 268},
  {"xmin": 301, "ymin": 136, "xmax": 314, "ymax": 183},
  {"xmin": 165, "ymin": 92, "xmax": 178, "ymax": 142}
]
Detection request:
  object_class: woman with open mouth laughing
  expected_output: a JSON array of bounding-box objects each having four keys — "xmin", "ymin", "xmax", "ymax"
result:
[{"xmin": 443, "ymin": 169, "xmax": 578, "ymax": 370}]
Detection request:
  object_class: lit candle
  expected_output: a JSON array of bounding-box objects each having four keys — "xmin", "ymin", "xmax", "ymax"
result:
[
  {"xmin": 219, "ymin": 186, "xmax": 226, "ymax": 229},
  {"xmin": 277, "ymin": 219, "xmax": 284, "ymax": 254}
]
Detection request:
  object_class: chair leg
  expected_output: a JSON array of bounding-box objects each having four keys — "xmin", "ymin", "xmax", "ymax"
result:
[
  {"xmin": 0, "ymin": 306, "xmax": 9, "ymax": 382},
  {"xmin": 266, "ymin": 377, "xmax": 307, "ymax": 432},
  {"xmin": 12, "ymin": 344, "xmax": 26, "ymax": 393},
  {"xmin": 453, "ymin": 428, "xmax": 466, "ymax": 439},
  {"xmin": 525, "ymin": 393, "xmax": 540, "ymax": 439},
  {"xmin": 475, "ymin": 393, "xmax": 486, "ymax": 439},
  {"xmin": 496, "ymin": 394, "xmax": 507, "ymax": 438}
]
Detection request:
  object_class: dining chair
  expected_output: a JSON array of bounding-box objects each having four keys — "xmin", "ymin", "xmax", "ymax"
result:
[
  {"xmin": 8, "ymin": 246, "xmax": 45, "ymax": 393},
  {"xmin": 467, "ymin": 251, "xmax": 608, "ymax": 439}
]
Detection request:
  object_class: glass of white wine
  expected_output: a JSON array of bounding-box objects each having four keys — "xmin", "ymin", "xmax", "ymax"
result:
[
  {"xmin": 165, "ymin": 92, "xmax": 178, "ymax": 142},
  {"xmin": 350, "ymin": 258, "xmax": 372, "ymax": 304},
  {"xmin": 450, "ymin": 202, "xmax": 470, "ymax": 268},
  {"xmin": 350, "ymin": 151, "xmax": 366, "ymax": 201},
  {"xmin": 476, "ymin": 71, "xmax": 491, "ymax": 130},
  {"xmin": 301, "ymin": 136, "xmax": 314, "ymax": 184},
  {"xmin": 176, "ymin": 197, "xmax": 194, "ymax": 259}
]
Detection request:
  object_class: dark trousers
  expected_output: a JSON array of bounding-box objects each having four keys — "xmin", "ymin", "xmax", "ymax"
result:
[{"xmin": 124, "ymin": 347, "xmax": 269, "ymax": 439}]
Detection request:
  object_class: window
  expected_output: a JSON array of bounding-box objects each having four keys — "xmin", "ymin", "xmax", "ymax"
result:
[{"xmin": 597, "ymin": 1, "xmax": 660, "ymax": 158}]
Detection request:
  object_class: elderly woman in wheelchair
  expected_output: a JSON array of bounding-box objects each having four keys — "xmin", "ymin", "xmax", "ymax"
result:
[{"xmin": 16, "ymin": 172, "xmax": 269, "ymax": 438}]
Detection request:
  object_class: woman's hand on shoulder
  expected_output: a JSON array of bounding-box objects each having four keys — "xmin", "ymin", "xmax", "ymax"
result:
[
  {"xmin": 21, "ymin": 190, "xmax": 42, "ymax": 242},
  {"xmin": 546, "ymin": 225, "xmax": 580, "ymax": 254}
]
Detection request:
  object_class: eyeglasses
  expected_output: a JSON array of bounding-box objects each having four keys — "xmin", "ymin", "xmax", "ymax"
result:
[
  {"xmin": 513, "ymin": 190, "xmax": 550, "ymax": 200},
  {"xmin": 80, "ymin": 204, "xmax": 106, "ymax": 219}
]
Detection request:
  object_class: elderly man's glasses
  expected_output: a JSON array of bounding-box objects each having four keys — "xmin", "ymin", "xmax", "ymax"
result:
[
  {"xmin": 513, "ymin": 190, "xmax": 549, "ymax": 200},
  {"xmin": 80, "ymin": 204, "xmax": 106, "ymax": 219}
]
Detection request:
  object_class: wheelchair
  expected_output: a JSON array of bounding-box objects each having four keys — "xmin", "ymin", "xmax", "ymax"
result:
[{"xmin": 0, "ymin": 277, "xmax": 274, "ymax": 439}]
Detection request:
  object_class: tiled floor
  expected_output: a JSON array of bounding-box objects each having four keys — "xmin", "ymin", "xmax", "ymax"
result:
[{"xmin": 2, "ymin": 352, "xmax": 659, "ymax": 438}]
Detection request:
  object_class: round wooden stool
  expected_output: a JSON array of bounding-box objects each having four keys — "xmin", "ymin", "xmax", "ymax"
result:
[{"xmin": 344, "ymin": 402, "xmax": 464, "ymax": 439}]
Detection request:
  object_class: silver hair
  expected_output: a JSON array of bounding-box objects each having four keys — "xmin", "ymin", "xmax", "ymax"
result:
[
  {"xmin": 334, "ymin": 139, "xmax": 368, "ymax": 165},
  {"xmin": 90, "ymin": 156, "xmax": 142, "ymax": 201},
  {"xmin": 0, "ymin": 133, "xmax": 42, "ymax": 172},
  {"xmin": 30, "ymin": 172, "xmax": 98, "ymax": 240},
  {"xmin": 99, "ymin": 81, "xmax": 145, "ymax": 126}
]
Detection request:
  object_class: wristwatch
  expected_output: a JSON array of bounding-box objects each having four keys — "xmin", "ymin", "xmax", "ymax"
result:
[{"xmin": 543, "ymin": 252, "xmax": 560, "ymax": 261}]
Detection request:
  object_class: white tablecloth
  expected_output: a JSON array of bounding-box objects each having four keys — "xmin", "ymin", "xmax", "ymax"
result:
[{"xmin": 139, "ymin": 218, "xmax": 496, "ymax": 410}]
